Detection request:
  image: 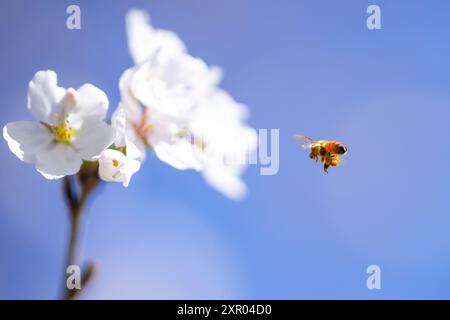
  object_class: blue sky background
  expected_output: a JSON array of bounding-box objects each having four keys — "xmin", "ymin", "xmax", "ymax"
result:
[{"xmin": 1, "ymin": 0, "xmax": 450, "ymax": 299}]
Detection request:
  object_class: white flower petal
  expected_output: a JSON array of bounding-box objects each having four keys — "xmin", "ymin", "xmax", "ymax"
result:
[
  {"xmin": 35, "ymin": 143, "xmax": 83, "ymax": 179},
  {"xmin": 203, "ymin": 164, "xmax": 247, "ymax": 200},
  {"xmin": 126, "ymin": 9, "xmax": 186, "ymax": 65},
  {"xmin": 69, "ymin": 84, "xmax": 109, "ymax": 126},
  {"xmin": 129, "ymin": 59, "xmax": 193, "ymax": 118},
  {"xmin": 130, "ymin": 53, "xmax": 222, "ymax": 118},
  {"xmin": 27, "ymin": 70, "xmax": 66, "ymax": 123},
  {"xmin": 125, "ymin": 136, "xmax": 144, "ymax": 160},
  {"xmin": 111, "ymin": 105, "xmax": 127, "ymax": 147},
  {"xmin": 126, "ymin": 130, "xmax": 147, "ymax": 163},
  {"xmin": 111, "ymin": 104, "xmax": 145, "ymax": 161},
  {"xmin": 119, "ymin": 68, "xmax": 144, "ymax": 123},
  {"xmin": 120, "ymin": 158, "xmax": 141, "ymax": 187},
  {"xmin": 37, "ymin": 171, "xmax": 64, "ymax": 180},
  {"xmin": 153, "ymin": 140, "xmax": 203, "ymax": 171},
  {"xmin": 3, "ymin": 121, "xmax": 53, "ymax": 163},
  {"xmin": 73, "ymin": 120, "xmax": 114, "ymax": 160},
  {"xmin": 161, "ymin": 53, "xmax": 222, "ymax": 93}
]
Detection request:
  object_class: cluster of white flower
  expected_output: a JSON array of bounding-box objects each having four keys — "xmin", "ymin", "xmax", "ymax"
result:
[{"xmin": 3, "ymin": 9, "xmax": 256, "ymax": 200}]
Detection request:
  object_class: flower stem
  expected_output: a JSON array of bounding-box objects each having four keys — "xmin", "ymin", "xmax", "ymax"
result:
[
  {"xmin": 67, "ymin": 208, "xmax": 80, "ymax": 270},
  {"xmin": 62, "ymin": 166, "xmax": 99, "ymax": 300}
]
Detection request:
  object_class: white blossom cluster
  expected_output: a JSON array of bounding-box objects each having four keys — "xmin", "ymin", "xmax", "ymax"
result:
[{"xmin": 3, "ymin": 9, "xmax": 256, "ymax": 199}]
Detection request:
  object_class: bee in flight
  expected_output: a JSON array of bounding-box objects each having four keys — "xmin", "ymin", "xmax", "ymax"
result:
[{"xmin": 293, "ymin": 134, "xmax": 347, "ymax": 173}]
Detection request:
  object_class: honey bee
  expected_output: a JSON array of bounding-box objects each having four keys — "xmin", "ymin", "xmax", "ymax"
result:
[{"xmin": 293, "ymin": 134, "xmax": 347, "ymax": 173}]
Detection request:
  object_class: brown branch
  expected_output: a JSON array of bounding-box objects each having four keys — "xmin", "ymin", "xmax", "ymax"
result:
[{"xmin": 61, "ymin": 163, "xmax": 99, "ymax": 300}]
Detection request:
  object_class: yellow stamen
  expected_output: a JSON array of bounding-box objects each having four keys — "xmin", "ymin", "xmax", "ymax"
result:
[
  {"xmin": 112, "ymin": 159, "xmax": 119, "ymax": 168},
  {"xmin": 49, "ymin": 113, "xmax": 74, "ymax": 144}
]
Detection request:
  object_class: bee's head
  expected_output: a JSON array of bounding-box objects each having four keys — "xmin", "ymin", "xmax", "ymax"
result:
[{"xmin": 335, "ymin": 143, "xmax": 347, "ymax": 155}]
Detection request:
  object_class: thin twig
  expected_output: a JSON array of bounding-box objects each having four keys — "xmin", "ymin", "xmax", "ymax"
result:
[{"xmin": 62, "ymin": 172, "xmax": 98, "ymax": 300}]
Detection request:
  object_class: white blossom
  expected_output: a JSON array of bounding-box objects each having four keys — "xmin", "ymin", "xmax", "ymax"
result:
[
  {"xmin": 3, "ymin": 70, "xmax": 114, "ymax": 179},
  {"xmin": 119, "ymin": 9, "xmax": 256, "ymax": 199},
  {"xmin": 98, "ymin": 149, "xmax": 140, "ymax": 187},
  {"xmin": 96, "ymin": 104, "xmax": 143, "ymax": 187}
]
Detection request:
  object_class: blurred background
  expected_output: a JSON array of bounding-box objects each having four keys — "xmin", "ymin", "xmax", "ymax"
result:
[{"xmin": 1, "ymin": 0, "xmax": 450, "ymax": 299}]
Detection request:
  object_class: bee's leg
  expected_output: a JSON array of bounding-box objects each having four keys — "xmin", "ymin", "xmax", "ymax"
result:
[
  {"xmin": 322, "ymin": 154, "xmax": 331, "ymax": 173},
  {"xmin": 310, "ymin": 150, "xmax": 319, "ymax": 162}
]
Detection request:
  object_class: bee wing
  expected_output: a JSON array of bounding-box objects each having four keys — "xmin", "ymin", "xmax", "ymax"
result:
[{"xmin": 293, "ymin": 134, "xmax": 314, "ymax": 148}]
